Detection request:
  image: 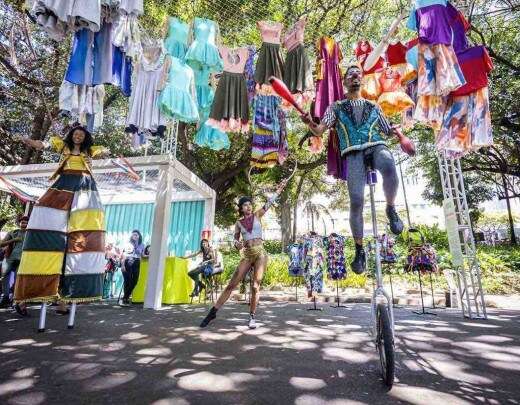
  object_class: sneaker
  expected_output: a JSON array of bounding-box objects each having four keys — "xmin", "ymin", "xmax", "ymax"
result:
[
  {"xmin": 120, "ymin": 299, "xmax": 130, "ymax": 307},
  {"xmin": 200, "ymin": 307, "xmax": 217, "ymax": 328},
  {"xmin": 248, "ymin": 314, "xmax": 257, "ymax": 329},
  {"xmin": 386, "ymin": 205, "xmax": 404, "ymax": 235},
  {"xmin": 351, "ymin": 245, "xmax": 366, "ymax": 275}
]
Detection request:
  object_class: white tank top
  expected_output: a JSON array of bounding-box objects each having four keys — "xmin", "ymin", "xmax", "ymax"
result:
[{"xmin": 237, "ymin": 216, "xmax": 263, "ymax": 241}]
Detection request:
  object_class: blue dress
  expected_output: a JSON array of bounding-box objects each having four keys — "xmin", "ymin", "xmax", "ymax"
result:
[
  {"xmin": 185, "ymin": 17, "xmax": 223, "ymax": 72},
  {"xmin": 164, "ymin": 17, "xmax": 189, "ymax": 60},
  {"xmin": 159, "ymin": 57, "xmax": 199, "ymax": 123}
]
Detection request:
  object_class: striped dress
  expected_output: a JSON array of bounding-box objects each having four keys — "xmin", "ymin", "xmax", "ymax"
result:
[{"xmin": 14, "ymin": 137, "xmax": 107, "ymax": 303}]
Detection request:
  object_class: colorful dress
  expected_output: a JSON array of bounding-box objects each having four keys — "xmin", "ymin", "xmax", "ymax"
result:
[
  {"xmin": 288, "ymin": 243, "xmax": 304, "ymax": 277},
  {"xmin": 282, "ymin": 18, "xmax": 313, "ymax": 103},
  {"xmin": 314, "ymin": 37, "xmax": 344, "ymax": 119},
  {"xmin": 302, "ymin": 236, "xmax": 324, "ymax": 295},
  {"xmin": 436, "ymin": 46, "xmax": 494, "ymax": 157},
  {"xmin": 377, "ymin": 67, "xmax": 415, "ymax": 116},
  {"xmin": 323, "ymin": 234, "xmax": 347, "ymax": 280},
  {"xmin": 185, "ymin": 17, "xmax": 223, "ymax": 73},
  {"xmin": 159, "ymin": 56, "xmax": 199, "ymax": 123},
  {"xmin": 407, "ymin": 0, "xmax": 466, "ymax": 128},
  {"xmin": 254, "ymin": 21, "xmax": 285, "ymax": 92},
  {"xmin": 164, "ymin": 17, "xmax": 190, "ymax": 60},
  {"xmin": 207, "ymin": 46, "xmax": 250, "ymax": 133},
  {"xmin": 355, "ymin": 40, "xmax": 384, "ymax": 101},
  {"xmin": 385, "ymin": 41, "xmax": 416, "ymax": 85},
  {"xmin": 251, "ymin": 95, "xmax": 288, "ymax": 168},
  {"xmin": 14, "ymin": 137, "xmax": 107, "ymax": 303}
]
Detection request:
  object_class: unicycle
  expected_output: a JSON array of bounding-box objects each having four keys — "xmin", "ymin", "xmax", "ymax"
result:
[{"xmin": 366, "ymin": 153, "xmax": 396, "ymax": 388}]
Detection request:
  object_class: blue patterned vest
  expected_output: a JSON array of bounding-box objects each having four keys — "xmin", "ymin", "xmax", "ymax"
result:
[{"xmin": 333, "ymin": 99, "xmax": 386, "ymax": 155}]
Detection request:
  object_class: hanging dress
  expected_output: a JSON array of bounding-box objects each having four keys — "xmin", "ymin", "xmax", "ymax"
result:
[
  {"xmin": 377, "ymin": 66, "xmax": 415, "ymax": 116},
  {"xmin": 126, "ymin": 48, "xmax": 169, "ymax": 133},
  {"xmin": 436, "ymin": 46, "xmax": 494, "ymax": 157},
  {"xmin": 386, "ymin": 41, "xmax": 417, "ymax": 85},
  {"xmin": 251, "ymin": 95, "xmax": 288, "ymax": 168},
  {"xmin": 30, "ymin": 0, "xmax": 102, "ymax": 41},
  {"xmin": 355, "ymin": 40, "xmax": 385, "ymax": 101},
  {"xmin": 282, "ymin": 18, "xmax": 313, "ymax": 103},
  {"xmin": 254, "ymin": 21, "xmax": 285, "ymax": 93},
  {"xmin": 185, "ymin": 17, "xmax": 223, "ymax": 73},
  {"xmin": 14, "ymin": 137, "xmax": 107, "ymax": 303},
  {"xmin": 407, "ymin": 0, "xmax": 466, "ymax": 128},
  {"xmin": 314, "ymin": 36, "xmax": 344, "ymax": 119},
  {"xmin": 207, "ymin": 46, "xmax": 250, "ymax": 133},
  {"xmin": 164, "ymin": 17, "xmax": 190, "ymax": 60},
  {"xmin": 323, "ymin": 234, "xmax": 347, "ymax": 281},
  {"xmin": 302, "ymin": 236, "xmax": 324, "ymax": 296},
  {"xmin": 288, "ymin": 243, "xmax": 304, "ymax": 277},
  {"xmin": 159, "ymin": 56, "xmax": 199, "ymax": 123}
]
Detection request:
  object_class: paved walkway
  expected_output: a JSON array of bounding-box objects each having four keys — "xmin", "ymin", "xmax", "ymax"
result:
[{"xmin": 1, "ymin": 301, "xmax": 519, "ymax": 404}]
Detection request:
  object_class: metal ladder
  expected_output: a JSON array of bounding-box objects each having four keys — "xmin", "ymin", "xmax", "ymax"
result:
[{"xmin": 438, "ymin": 153, "xmax": 487, "ymax": 319}]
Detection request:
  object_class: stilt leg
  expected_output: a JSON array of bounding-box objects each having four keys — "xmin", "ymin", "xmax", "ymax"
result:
[
  {"xmin": 67, "ymin": 303, "xmax": 77, "ymax": 329},
  {"xmin": 38, "ymin": 303, "xmax": 47, "ymax": 333}
]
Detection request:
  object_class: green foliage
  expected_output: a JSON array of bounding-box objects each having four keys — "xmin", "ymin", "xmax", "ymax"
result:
[{"xmin": 220, "ymin": 225, "xmax": 520, "ymax": 295}]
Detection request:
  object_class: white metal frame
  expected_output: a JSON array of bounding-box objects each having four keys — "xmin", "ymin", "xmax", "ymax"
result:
[
  {"xmin": 437, "ymin": 152, "xmax": 487, "ymax": 319},
  {"xmin": 0, "ymin": 154, "xmax": 217, "ymax": 311}
]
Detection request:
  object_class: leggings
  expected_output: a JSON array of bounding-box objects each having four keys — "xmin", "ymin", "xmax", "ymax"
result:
[
  {"xmin": 122, "ymin": 258, "xmax": 140, "ymax": 300},
  {"xmin": 346, "ymin": 145, "xmax": 399, "ymax": 239}
]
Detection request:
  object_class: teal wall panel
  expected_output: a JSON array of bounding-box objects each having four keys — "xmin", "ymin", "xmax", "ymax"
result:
[{"xmin": 105, "ymin": 201, "xmax": 205, "ymax": 256}]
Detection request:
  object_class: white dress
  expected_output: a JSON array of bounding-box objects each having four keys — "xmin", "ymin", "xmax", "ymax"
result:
[{"xmin": 126, "ymin": 50, "xmax": 169, "ymax": 132}]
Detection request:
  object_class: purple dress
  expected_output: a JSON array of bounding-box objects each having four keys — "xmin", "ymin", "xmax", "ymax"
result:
[{"xmin": 313, "ymin": 37, "xmax": 344, "ymax": 119}]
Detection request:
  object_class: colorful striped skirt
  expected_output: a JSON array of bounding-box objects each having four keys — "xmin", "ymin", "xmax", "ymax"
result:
[{"xmin": 14, "ymin": 170, "xmax": 105, "ymax": 303}]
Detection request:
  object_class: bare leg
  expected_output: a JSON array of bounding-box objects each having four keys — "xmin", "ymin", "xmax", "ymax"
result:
[
  {"xmin": 250, "ymin": 255, "xmax": 267, "ymax": 314},
  {"xmin": 214, "ymin": 259, "xmax": 252, "ymax": 310}
]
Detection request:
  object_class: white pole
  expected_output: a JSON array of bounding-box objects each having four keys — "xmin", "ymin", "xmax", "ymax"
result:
[
  {"xmin": 38, "ymin": 302, "xmax": 47, "ymax": 333},
  {"xmin": 143, "ymin": 163, "xmax": 174, "ymax": 309},
  {"xmin": 67, "ymin": 302, "xmax": 77, "ymax": 329}
]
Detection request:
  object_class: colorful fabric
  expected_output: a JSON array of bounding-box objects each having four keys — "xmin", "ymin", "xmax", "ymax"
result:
[
  {"xmin": 251, "ymin": 95, "xmax": 287, "ymax": 168},
  {"xmin": 404, "ymin": 244, "xmax": 438, "ymax": 273},
  {"xmin": 446, "ymin": 2, "xmax": 470, "ymax": 53},
  {"xmin": 245, "ymin": 46, "xmax": 257, "ymax": 102},
  {"xmin": 302, "ymin": 236, "xmax": 324, "ymax": 294},
  {"xmin": 288, "ymin": 243, "xmax": 304, "ymax": 277},
  {"xmin": 327, "ymin": 129, "xmax": 348, "ymax": 180},
  {"xmin": 314, "ymin": 37, "xmax": 344, "ymax": 118},
  {"xmin": 194, "ymin": 122, "xmax": 230, "ymax": 151},
  {"xmin": 380, "ymin": 234, "xmax": 397, "ymax": 264},
  {"xmin": 15, "ymin": 172, "xmax": 105, "ymax": 303},
  {"xmin": 414, "ymin": 95, "xmax": 445, "ymax": 130},
  {"xmin": 332, "ymin": 99, "xmax": 388, "ymax": 154},
  {"xmin": 417, "ymin": 43, "xmax": 465, "ymax": 97},
  {"xmin": 377, "ymin": 67, "xmax": 415, "ymax": 116},
  {"xmin": 436, "ymin": 86, "xmax": 492, "ymax": 157},
  {"xmin": 14, "ymin": 139, "xmax": 105, "ymax": 303},
  {"xmin": 323, "ymin": 234, "xmax": 347, "ymax": 280},
  {"xmin": 408, "ymin": 4, "xmax": 452, "ymax": 45},
  {"xmin": 452, "ymin": 46, "xmax": 493, "ymax": 97}
]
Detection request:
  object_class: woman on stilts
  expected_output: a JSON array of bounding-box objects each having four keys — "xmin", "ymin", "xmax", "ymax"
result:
[
  {"xmin": 200, "ymin": 180, "xmax": 288, "ymax": 329},
  {"xmin": 14, "ymin": 124, "xmax": 108, "ymax": 311}
]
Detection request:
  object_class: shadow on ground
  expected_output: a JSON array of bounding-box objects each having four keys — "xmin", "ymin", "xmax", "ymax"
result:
[{"xmin": 0, "ymin": 301, "xmax": 519, "ymax": 405}]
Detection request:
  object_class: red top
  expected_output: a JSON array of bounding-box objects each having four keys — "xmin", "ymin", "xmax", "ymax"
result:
[
  {"xmin": 386, "ymin": 42, "xmax": 408, "ymax": 65},
  {"xmin": 452, "ymin": 46, "xmax": 493, "ymax": 96},
  {"xmin": 355, "ymin": 40, "xmax": 384, "ymax": 75}
]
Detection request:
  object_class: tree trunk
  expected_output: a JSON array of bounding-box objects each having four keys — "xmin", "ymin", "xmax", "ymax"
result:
[
  {"xmin": 279, "ymin": 193, "xmax": 292, "ymax": 252},
  {"xmin": 502, "ymin": 174, "xmax": 517, "ymax": 245},
  {"xmin": 292, "ymin": 174, "xmax": 307, "ymax": 242}
]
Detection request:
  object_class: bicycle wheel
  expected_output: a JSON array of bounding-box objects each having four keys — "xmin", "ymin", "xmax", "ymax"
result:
[{"xmin": 376, "ymin": 303, "xmax": 395, "ymax": 387}]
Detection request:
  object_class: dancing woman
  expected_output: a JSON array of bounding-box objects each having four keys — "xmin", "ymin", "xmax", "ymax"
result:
[
  {"xmin": 200, "ymin": 181, "xmax": 288, "ymax": 329},
  {"xmin": 14, "ymin": 125, "xmax": 108, "ymax": 305}
]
